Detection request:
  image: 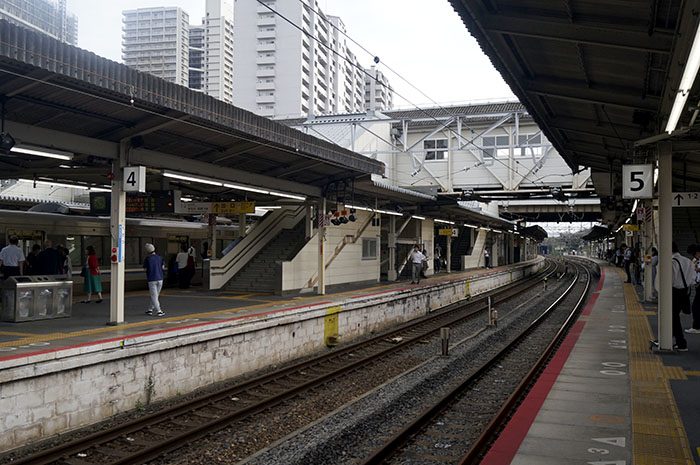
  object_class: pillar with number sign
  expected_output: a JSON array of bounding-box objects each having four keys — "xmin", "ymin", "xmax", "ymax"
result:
[{"xmin": 109, "ymin": 142, "xmax": 127, "ymax": 325}]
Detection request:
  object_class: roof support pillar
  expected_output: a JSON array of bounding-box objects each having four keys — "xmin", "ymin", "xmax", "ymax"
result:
[
  {"xmin": 317, "ymin": 197, "xmax": 326, "ymax": 295},
  {"xmin": 108, "ymin": 141, "xmax": 127, "ymax": 325},
  {"xmin": 658, "ymin": 142, "xmax": 673, "ymax": 350},
  {"xmin": 387, "ymin": 216, "xmax": 397, "ymax": 281}
]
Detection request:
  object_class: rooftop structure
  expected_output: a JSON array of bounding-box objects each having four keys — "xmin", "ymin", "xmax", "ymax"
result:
[{"xmin": 0, "ymin": 0, "xmax": 77, "ymax": 44}]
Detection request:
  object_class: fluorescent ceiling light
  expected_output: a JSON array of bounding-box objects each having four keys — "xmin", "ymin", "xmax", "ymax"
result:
[
  {"xmin": 464, "ymin": 223, "xmax": 478, "ymax": 229},
  {"xmin": 631, "ymin": 199, "xmax": 638, "ymax": 213},
  {"xmin": 666, "ymin": 21, "xmax": 700, "ymax": 132},
  {"xmin": 435, "ymin": 219, "xmax": 455, "ymax": 225},
  {"xmin": 180, "ymin": 197, "xmax": 193, "ymax": 202},
  {"xmin": 164, "ymin": 171, "xmax": 223, "ymax": 187},
  {"xmin": 19, "ymin": 179, "xmax": 90, "ymax": 190},
  {"xmin": 411, "ymin": 215, "xmax": 426, "ymax": 220},
  {"xmin": 12, "ymin": 145, "xmax": 73, "ymax": 161},
  {"xmin": 223, "ymin": 183, "xmax": 270, "ymax": 194},
  {"xmin": 346, "ymin": 204, "xmax": 402, "ymax": 216},
  {"xmin": 268, "ymin": 190, "xmax": 306, "ymax": 201}
]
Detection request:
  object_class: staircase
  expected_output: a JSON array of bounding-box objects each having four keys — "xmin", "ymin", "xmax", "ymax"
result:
[
  {"xmin": 226, "ymin": 221, "xmax": 307, "ymax": 293},
  {"xmin": 462, "ymin": 229, "xmax": 487, "ymax": 269},
  {"xmin": 450, "ymin": 231, "xmax": 472, "ymax": 271},
  {"xmin": 208, "ymin": 206, "xmax": 306, "ymax": 290}
]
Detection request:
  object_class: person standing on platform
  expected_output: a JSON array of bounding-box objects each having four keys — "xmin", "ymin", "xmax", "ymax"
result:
[
  {"xmin": 671, "ymin": 242, "xmax": 694, "ymax": 351},
  {"xmin": 686, "ymin": 245, "xmax": 700, "ymax": 334},
  {"xmin": 25, "ymin": 244, "xmax": 41, "ymax": 275},
  {"xmin": 434, "ymin": 245, "xmax": 442, "ymax": 273},
  {"xmin": 484, "ymin": 248, "xmax": 490, "ymax": 269},
  {"xmin": 410, "ymin": 244, "xmax": 426, "ymax": 284},
  {"xmin": 651, "ymin": 247, "xmax": 659, "ymax": 300},
  {"xmin": 81, "ymin": 245, "xmax": 103, "ymax": 303},
  {"xmin": 175, "ymin": 243, "xmax": 190, "ymax": 289},
  {"xmin": 420, "ymin": 246, "xmax": 429, "ymax": 279},
  {"xmin": 0, "ymin": 236, "xmax": 25, "ymax": 279},
  {"xmin": 144, "ymin": 243, "xmax": 165, "ymax": 316},
  {"xmin": 623, "ymin": 244, "xmax": 633, "ymax": 283},
  {"xmin": 38, "ymin": 240, "xmax": 62, "ymax": 275}
]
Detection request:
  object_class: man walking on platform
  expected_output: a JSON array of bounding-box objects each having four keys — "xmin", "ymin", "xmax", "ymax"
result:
[
  {"xmin": 672, "ymin": 242, "xmax": 694, "ymax": 351},
  {"xmin": 143, "ymin": 243, "xmax": 165, "ymax": 317},
  {"xmin": 410, "ymin": 244, "xmax": 426, "ymax": 284},
  {"xmin": 0, "ymin": 236, "xmax": 24, "ymax": 278}
]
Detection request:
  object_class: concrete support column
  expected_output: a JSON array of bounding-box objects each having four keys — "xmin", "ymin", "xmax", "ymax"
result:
[
  {"xmin": 446, "ymin": 235, "xmax": 452, "ymax": 274},
  {"xmin": 238, "ymin": 213, "xmax": 246, "ymax": 238},
  {"xmin": 208, "ymin": 214, "xmax": 217, "ymax": 258},
  {"xmin": 108, "ymin": 142, "xmax": 127, "ymax": 325},
  {"xmin": 388, "ymin": 215, "xmax": 397, "ymax": 281},
  {"xmin": 317, "ymin": 197, "xmax": 326, "ymax": 295},
  {"xmin": 643, "ymin": 200, "xmax": 654, "ymax": 302},
  {"xmin": 658, "ymin": 142, "xmax": 673, "ymax": 350},
  {"xmin": 305, "ymin": 204, "xmax": 313, "ymax": 240}
]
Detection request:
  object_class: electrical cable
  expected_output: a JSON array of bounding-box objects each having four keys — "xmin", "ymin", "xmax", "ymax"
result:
[{"xmin": 261, "ymin": 0, "xmax": 553, "ymax": 190}]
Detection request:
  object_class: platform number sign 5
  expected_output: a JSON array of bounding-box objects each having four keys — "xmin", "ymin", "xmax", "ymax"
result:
[
  {"xmin": 622, "ymin": 164, "xmax": 653, "ymax": 199},
  {"xmin": 123, "ymin": 166, "xmax": 146, "ymax": 193}
]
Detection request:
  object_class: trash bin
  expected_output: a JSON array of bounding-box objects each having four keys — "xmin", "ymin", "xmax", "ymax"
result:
[{"xmin": 0, "ymin": 276, "xmax": 72, "ymax": 322}]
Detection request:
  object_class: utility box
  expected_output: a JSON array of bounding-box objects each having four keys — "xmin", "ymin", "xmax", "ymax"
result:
[{"xmin": 1, "ymin": 276, "xmax": 72, "ymax": 322}]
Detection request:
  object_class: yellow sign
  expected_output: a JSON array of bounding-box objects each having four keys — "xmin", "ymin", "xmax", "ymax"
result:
[
  {"xmin": 7, "ymin": 229, "xmax": 43, "ymax": 240},
  {"xmin": 439, "ymin": 228, "xmax": 458, "ymax": 236},
  {"xmin": 210, "ymin": 201, "xmax": 256, "ymax": 215},
  {"xmin": 622, "ymin": 224, "xmax": 640, "ymax": 232}
]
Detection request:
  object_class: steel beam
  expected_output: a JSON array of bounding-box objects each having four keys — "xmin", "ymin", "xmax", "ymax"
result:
[{"xmin": 524, "ymin": 79, "xmax": 659, "ymax": 111}]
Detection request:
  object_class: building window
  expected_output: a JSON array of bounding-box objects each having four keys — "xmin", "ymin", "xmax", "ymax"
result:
[
  {"xmin": 481, "ymin": 135, "xmax": 510, "ymax": 158},
  {"xmin": 515, "ymin": 133, "xmax": 543, "ymax": 156},
  {"xmin": 424, "ymin": 139, "xmax": 448, "ymax": 160},
  {"xmin": 362, "ymin": 238, "xmax": 378, "ymax": 260}
]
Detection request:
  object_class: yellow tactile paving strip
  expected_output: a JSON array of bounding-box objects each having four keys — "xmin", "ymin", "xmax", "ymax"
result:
[{"xmin": 623, "ymin": 273, "xmax": 695, "ymax": 465}]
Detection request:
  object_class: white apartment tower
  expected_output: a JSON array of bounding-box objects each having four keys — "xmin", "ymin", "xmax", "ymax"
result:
[
  {"xmin": 0, "ymin": 0, "xmax": 78, "ymax": 45},
  {"xmin": 122, "ymin": 7, "xmax": 190, "ymax": 86},
  {"xmin": 189, "ymin": 0, "xmax": 234, "ymax": 103},
  {"xmin": 365, "ymin": 66, "xmax": 393, "ymax": 112},
  {"xmin": 233, "ymin": 0, "xmax": 371, "ymax": 118}
]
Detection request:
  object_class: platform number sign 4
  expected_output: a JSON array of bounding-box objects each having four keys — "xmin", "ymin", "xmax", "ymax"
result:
[
  {"xmin": 123, "ymin": 166, "xmax": 146, "ymax": 193},
  {"xmin": 622, "ymin": 164, "xmax": 653, "ymax": 199}
]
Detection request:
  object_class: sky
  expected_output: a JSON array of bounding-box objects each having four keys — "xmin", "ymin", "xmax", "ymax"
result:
[{"xmin": 69, "ymin": 0, "xmax": 515, "ymax": 107}]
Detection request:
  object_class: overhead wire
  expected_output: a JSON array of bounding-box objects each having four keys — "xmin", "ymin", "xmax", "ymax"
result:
[{"xmin": 276, "ymin": 0, "xmax": 553, "ymax": 190}]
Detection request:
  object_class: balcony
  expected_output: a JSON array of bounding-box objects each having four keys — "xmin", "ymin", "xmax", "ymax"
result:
[
  {"xmin": 256, "ymin": 81, "xmax": 276, "ymax": 91},
  {"xmin": 256, "ymin": 94, "xmax": 275, "ymax": 104},
  {"xmin": 257, "ymin": 42, "xmax": 276, "ymax": 52},
  {"xmin": 256, "ymin": 54, "xmax": 276, "ymax": 65},
  {"xmin": 256, "ymin": 67, "xmax": 275, "ymax": 78}
]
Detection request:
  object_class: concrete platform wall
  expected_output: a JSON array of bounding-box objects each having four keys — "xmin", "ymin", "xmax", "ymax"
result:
[{"xmin": 0, "ymin": 258, "xmax": 544, "ymax": 452}]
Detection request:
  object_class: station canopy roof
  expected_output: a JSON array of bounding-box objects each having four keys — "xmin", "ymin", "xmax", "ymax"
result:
[
  {"xmin": 581, "ymin": 225, "xmax": 612, "ymax": 241},
  {"xmin": 448, "ymin": 0, "xmax": 700, "ymax": 196},
  {"xmin": 520, "ymin": 225, "xmax": 548, "ymax": 242}
]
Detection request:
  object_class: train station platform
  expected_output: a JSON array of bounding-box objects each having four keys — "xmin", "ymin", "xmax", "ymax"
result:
[
  {"xmin": 483, "ymin": 264, "xmax": 697, "ymax": 465},
  {"xmin": 0, "ymin": 262, "xmax": 533, "ymax": 366}
]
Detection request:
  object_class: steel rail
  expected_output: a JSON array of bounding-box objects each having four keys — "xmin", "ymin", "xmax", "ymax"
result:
[
  {"xmin": 358, "ymin": 260, "xmax": 591, "ymax": 465},
  {"xmin": 9, "ymin": 261, "xmax": 558, "ymax": 465}
]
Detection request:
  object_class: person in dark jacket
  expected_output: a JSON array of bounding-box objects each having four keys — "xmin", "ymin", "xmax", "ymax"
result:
[
  {"xmin": 143, "ymin": 243, "xmax": 165, "ymax": 317},
  {"xmin": 25, "ymin": 244, "xmax": 41, "ymax": 275},
  {"xmin": 38, "ymin": 240, "xmax": 62, "ymax": 275}
]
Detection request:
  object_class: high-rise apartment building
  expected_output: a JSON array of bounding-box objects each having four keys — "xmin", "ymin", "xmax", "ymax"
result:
[
  {"xmin": 365, "ymin": 66, "xmax": 393, "ymax": 112},
  {"xmin": 122, "ymin": 2, "xmax": 233, "ymax": 102},
  {"xmin": 233, "ymin": 0, "xmax": 386, "ymax": 118},
  {"xmin": 122, "ymin": 7, "xmax": 190, "ymax": 86},
  {"xmin": 191, "ymin": 0, "xmax": 234, "ymax": 103},
  {"xmin": 0, "ymin": 0, "xmax": 77, "ymax": 45}
]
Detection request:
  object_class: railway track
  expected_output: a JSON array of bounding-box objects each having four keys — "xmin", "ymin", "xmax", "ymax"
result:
[
  {"xmin": 8, "ymin": 261, "xmax": 559, "ymax": 465},
  {"xmin": 357, "ymin": 259, "xmax": 594, "ymax": 465}
]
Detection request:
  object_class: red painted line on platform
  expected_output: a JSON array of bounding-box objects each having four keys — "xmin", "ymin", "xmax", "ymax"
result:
[
  {"xmin": 581, "ymin": 268, "xmax": 605, "ymax": 316},
  {"xmin": 0, "ymin": 300, "xmax": 334, "ymax": 362},
  {"xmin": 481, "ymin": 267, "xmax": 606, "ymax": 465}
]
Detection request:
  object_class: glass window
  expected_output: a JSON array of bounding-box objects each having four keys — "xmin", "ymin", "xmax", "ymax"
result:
[
  {"xmin": 424, "ymin": 139, "xmax": 448, "ymax": 161},
  {"xmin": 82, "ymin": 236, "xmax": 104, "ymax": 268},
  {"xmin": 362, "ymin": 238, "xmax": 378, "ymax": 260}
]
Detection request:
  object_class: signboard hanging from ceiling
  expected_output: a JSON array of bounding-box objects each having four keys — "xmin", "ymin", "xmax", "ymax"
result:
[{"xmin": 622, "ymin": 164, "xmax": 653, "ymax": 199}]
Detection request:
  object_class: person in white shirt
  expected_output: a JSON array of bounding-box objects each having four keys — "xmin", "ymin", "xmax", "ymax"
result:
[
  {"xmin": 0, "ymin": 236, "xmax": 25, "ymax": 279},
  {"xmin": 686, "ymin": 244, "xmax": 700, "ymax": 334},
  {"xmin": 409, "ymin": 245, "xmax": 426, "ymax": 284},
  {"xmin": 671, "ymin": 242, "xmax": 695, "ymax": 350}
]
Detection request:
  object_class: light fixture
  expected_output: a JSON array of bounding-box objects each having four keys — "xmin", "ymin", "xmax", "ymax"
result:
[
  {"xmin": 435, "ymin": 219, "xmax": 455, "ymax": 225},
  {"xmin": 631, "ymin": 199, "xmax": 638, "ymax": 213},
  {"xmin": 345, "ymin": 204, "xmax": 402, "ymax": 216},
  {"xmin": 223, "ymin": 183, "xmax": 270, "ymax": 194},
  {"xmin": 463, "ymin": 223, "xmax": 478, "ymax": 229},
  {"xmin": 666, "ymin": 20, "xmax": 700, "ymax": 133},
  {"xmin": 12, "ymin": 145, "xmax": 73, "ymax": 160},
  {"xmin": 164, "ymin": 171, "xmax": 223, "ymax": 187},
  {"xmin": 18, "ymin": 178, "xmax": 110, "ymax": 192},
  {"xmin": 411, "ymin": 215, "xmax": 426, "ymax": 220},
  {"xmin": 180, "ymin": 197, "xmax": 194, "ymax": 202},
  {"xmin": 268, "ymin": 190, "xmax": 306, "ymax": 200},
  {"xmin": 348, "ymin": 208, "xmax": 356, "ymax": 222}
]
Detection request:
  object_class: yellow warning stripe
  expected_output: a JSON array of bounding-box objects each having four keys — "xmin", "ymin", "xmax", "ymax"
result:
[{"xmin": 624, "ymin": 272, "xmax": 695, "ymax": 464}]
